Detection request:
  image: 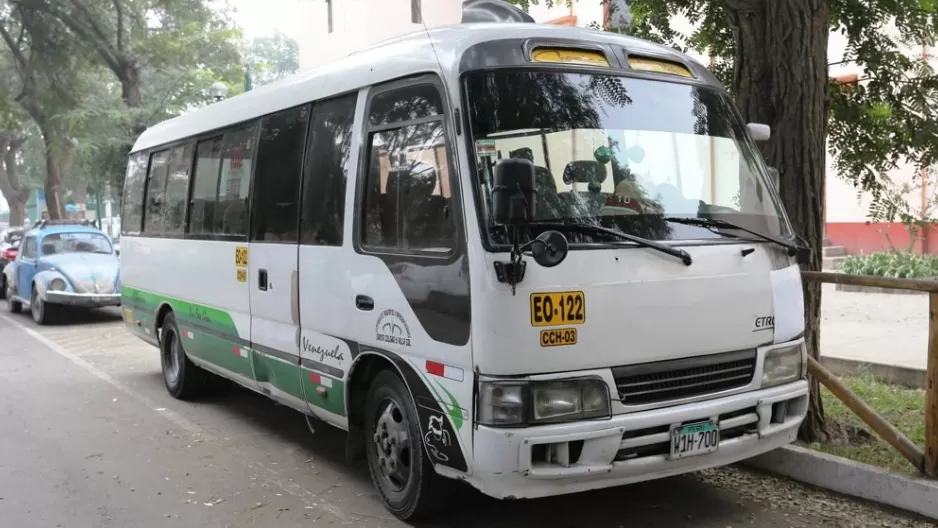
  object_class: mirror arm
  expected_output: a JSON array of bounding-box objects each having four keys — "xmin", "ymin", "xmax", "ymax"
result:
[{"xmin": 493, "ymin": 226, "xmax": 528, "ymax": 295}]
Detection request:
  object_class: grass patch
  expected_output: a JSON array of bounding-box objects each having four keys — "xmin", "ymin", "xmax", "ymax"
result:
[{"xmin": 797, "ymin": 372, "xmax": 925, "ymax": 473}]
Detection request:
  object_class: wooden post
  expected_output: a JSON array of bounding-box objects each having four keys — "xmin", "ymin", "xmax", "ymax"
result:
[
  {"xmin": 809, "ymin": 357, "xmax": 925, "ymax": 471},
  {"xmin": 926, "ymin": 292, "xmax": 938, "ymax": 476}
]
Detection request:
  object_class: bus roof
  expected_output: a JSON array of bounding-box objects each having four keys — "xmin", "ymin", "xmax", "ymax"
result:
[{"xmin": 132, "ymin": 23, "xmax": 720, "ymax": 153}]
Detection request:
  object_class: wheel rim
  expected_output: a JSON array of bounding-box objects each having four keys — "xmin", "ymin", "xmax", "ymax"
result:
[
  {"xmin": 31, "ymin": 290, "xmax": 41, "ymax": 320},
  {"xmin": 164, "ymin": 329, "xmax": 181, "ymax": 384},
  {"xmin": 372, "ymin": 398, "xmax": 412, "ymax": 492}
]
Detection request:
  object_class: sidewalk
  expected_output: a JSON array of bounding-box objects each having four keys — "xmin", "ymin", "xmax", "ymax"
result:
[{"xmin": 820, "ymin": 283, "xmax": 928, "ymax": 374}]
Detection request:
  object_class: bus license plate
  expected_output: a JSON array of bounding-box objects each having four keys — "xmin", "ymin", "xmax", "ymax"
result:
[
  {"xmin": 669, "ymin": 420, "xmax": 719, "ymax": 460},
  {"xmin": 530, "ymin": 291, "xmax": 585, "ymax": 326}
]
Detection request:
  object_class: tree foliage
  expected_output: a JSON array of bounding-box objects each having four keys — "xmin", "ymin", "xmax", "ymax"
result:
[
  {"xmin": 0, "ymin": 0, "xmax": 247, "ymax": 218},
  {"xmin": 243, "ymin": 32, "xmax": 299, "ymax": 87}
]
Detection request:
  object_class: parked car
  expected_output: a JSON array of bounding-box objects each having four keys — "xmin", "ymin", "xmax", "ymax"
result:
[
  {"xmin": 0, "ymin": 227, "xmax": 25, "ymax": 300},
  {"xmin": 4, "ymin": 219, "xmax": 121, "ymax": 324}
]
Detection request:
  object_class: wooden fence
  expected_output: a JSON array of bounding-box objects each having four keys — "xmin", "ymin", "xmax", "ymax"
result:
[{"xmin": 802, "ymin": 271, "xmax": 938, "ymax": 477}]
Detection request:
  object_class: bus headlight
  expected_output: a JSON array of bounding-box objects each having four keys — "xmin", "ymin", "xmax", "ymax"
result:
[
  {"xmin": 762, "ymin": 342, "xmax": 806, "ymax": 388},
  {"xmin": 477, "ymin": 377, "xmax": 611, "ymax": 427}
]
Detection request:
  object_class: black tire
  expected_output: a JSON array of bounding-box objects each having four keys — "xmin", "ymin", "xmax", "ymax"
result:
[
  {"xmin": 364, "ymin": 369, "xmax": 448, "ymax": 521},
  {"xmin": 160, "ymin": 312, "xmax": 212, "ymax": 400},
  {"xmin": 31, "ymin": 286, "xmax": 55, "ymax": 325},
  {"xmin": 6, "ymin": 281, "xmax": 21, "ymax": 314},
  {"xmin": 0, "ymin": 276, "xmax": 6, "ymax": 300}
]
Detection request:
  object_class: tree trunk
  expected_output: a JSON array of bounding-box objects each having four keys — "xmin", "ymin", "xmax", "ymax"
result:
[
  {"xmin": 0, "ymin": 133, "xmax": 30, "ymax": 227},
  {"xmin": 35, "ymin": 122, "xmax": 68, "ymax": 221},
  {"xmin": 119, "ymin": 59, "xmax": 143, "ymax": 107},
  {"xmin": 724, "ymin": 0, "xmax": 830, "ymax": 442}
]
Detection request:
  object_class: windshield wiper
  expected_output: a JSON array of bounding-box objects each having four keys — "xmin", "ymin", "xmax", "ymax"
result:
[
  {"xmin": 529, "ymin": 221, "xmax": 692, "ymax": 266},
  {"xmin": 663, "ymin": 216, "xmax": 802, "ymax": 256}
]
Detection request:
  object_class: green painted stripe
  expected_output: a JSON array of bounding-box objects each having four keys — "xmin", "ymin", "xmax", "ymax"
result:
[
  {"xmin": 121, "ymin": 285, "xmax": 240, "ymax": 338},
  {"xmin": 179, "ymin": 325, "xmax": 254, "ymax": 379},
  {"xmin": 302, "ymin": 368, "xmax": 346, "ymax": 416},
  {"xmin": 253, "ymin": 353, "xmax": 305, "ymax": 401},
  {"xmin": 411, "ymin": 361, "xmax": 466, "ymax": 431}
]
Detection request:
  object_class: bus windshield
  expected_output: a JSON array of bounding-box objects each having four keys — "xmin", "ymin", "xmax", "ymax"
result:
[{"xmin": 464, "ymin": 70, "xmax": 792, "ymax": 246}]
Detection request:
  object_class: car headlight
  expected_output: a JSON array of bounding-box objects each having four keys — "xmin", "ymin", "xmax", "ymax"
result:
[
  {"xmin": 48, "ymin": 278, "xmax": 67, "ymax": 292},
  {"xmin": 762, "ymin": 342, "xmax": 806, "ymax": 388},
  {"xmin": 477, "ymin": 377, "xmax": 611, "ymax": 427}
]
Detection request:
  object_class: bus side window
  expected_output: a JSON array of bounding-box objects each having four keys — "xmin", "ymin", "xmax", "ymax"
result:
[
  {"xmin": 189, "ymin": 137, "xmax": 223, "ymax": 236},
  {"xmin": 300, "ymin": 94, "xmax": 357, "ymax": 246},
  {"xmin": 143, "ymin": 149, "xmax": 170, "ymax": 234},
  {"xmin": 163, "ymin": 143, "xmax": 194, "ymax": 235},
  {"xmin": 215, "ymin": 124, "xmax": 258, "ymax": 237},
  {"xmin": 252, "ymin": 105, "xmax": 310, "ymax": 243},
  {"xmin": 361, "ymin": 83, "xmax": 454, "ymax": 253},
  {"xmin": 121, "ymin": 152, "xmax": 148, "ymax": 236}
]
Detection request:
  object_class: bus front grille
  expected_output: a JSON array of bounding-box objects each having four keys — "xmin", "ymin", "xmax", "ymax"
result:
[{"xmin": 612, "ymin": 349, "xmax": 757, "ymax": 405}]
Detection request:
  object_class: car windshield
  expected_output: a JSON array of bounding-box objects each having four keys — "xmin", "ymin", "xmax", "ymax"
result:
[
  {"xmin": 41, "ymin": 232, "xmax": 113, "ymax": 255},
  {"xmin": 464, "ymin": 70, "xmax": 792, "ymax": 245}
]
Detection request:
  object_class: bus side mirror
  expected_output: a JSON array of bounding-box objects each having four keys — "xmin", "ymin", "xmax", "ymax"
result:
[
  {"xmin": 767, "ymin": 166, "xmax": 780, "ymax": 190},
  {"xmin": 747, "ymin": 123, "xmax": 771, "ymax": 142},
  {"xmin": 492, "ymin": 158, "xmax": 536, "ymax": 226}
]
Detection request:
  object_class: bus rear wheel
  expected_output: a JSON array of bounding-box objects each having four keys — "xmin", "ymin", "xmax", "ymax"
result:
[
  {"xmin": 364, "ymin": 370, "xmax": 446, "ymax": 521},
  {"xmin": 161, "ymin": 312, "xmax": 214, "ymax": 400}
]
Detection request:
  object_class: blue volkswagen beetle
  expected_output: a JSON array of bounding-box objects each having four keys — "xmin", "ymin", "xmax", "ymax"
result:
[{"xmin": 3, "ymin": 220, "xmax": 121, "ymax": 325}]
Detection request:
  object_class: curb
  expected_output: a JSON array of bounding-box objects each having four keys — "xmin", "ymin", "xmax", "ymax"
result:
[
  {"xmin": 820, "ymin": 356, "xmax": 926, "ymax": 389},
  {"xmin": 741, "ymin": 445, "xmax": 938, "ymax": 520}
]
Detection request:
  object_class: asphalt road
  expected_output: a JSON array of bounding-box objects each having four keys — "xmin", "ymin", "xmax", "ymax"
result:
[{"xmin": 0, "ymin": 307, "xmax": 931, "ymax": 528}]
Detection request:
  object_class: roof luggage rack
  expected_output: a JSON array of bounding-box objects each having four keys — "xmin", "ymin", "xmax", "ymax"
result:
[{"xmin": 32, "ymin": 218, "xmax": 99, "ymax": 230}]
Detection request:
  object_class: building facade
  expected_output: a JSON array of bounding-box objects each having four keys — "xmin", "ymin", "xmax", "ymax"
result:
[{"xmin": 295, "ymin": 0, "xmax": 464, "ymax": 71}]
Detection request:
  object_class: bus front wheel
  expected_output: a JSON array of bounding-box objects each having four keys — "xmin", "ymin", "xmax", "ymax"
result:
[{"xmin": 364, "ymin": 369, "xmax": 447, "ymax": 521}]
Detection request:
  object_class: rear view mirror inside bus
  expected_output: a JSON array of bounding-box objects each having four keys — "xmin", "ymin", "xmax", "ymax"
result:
[
  {"xmin": 493, "ymin": 157, "xmax": 536, "ymax": 226},
  {"xmin": 562, "ymin": 160, "xmax": 608, "ymax": 185}
]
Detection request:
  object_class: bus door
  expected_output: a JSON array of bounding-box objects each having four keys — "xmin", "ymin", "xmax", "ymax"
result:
[
  {"xmin": 296, "ymin": 93, "xmax": 359, "ymax": 427},
  {"xmin": 246, "ymin": 105, "xmax": 310, "ymax": 412}
]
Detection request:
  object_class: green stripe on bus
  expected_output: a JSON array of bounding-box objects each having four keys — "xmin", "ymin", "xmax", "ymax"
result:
[
  {"xmin": 254, "ymin": 354, "xmax": 306, "ymax": 401},
  {"xmin": 121, "ymin": 285, "xmax": 241, "ymax": 338},
  {"xmin": 302, "ymin": 367, "xmax": 346, "ymax": 416}
]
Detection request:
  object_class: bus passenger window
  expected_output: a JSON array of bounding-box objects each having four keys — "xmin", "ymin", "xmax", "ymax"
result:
[
  {"xmin": 215, "ymin": 124, "xmax": 257, "ymax": 236},
  {"xmin": 301, "ymin": 94, "xmax": 357, "ymax": 246},
  {"xmin": 143, "ymin": 149, "xmax": 170, "ymax": 234},
  {"xmin": 163, "ymin": 143, "xmax": 194, "ymax": 234},
  {"xmin": 189, "ymin": 137, "xmax": 223, "ymax": 236},
  {"xmin": 121, "ymin": 152, "xmax": 148, "ymax": 235},
  {"xmin": 252, "ymin": 105, "xmax": 310, "ymax": 243}
]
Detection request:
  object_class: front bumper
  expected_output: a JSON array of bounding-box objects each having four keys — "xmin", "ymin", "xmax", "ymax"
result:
[
  {"xmin": 471, "ymin": 379, "xmax": 809, "ymax": 499},
  {"xmin": 45, "ymin": 291, "xmax": 121, "ymax": 307}
]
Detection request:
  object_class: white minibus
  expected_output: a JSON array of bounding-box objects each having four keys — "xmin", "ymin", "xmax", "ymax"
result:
[{"xmin": 120, "ymin": 21, "xmax": 809, "ymax": 520}]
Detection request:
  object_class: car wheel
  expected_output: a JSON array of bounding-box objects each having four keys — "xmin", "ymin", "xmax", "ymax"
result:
[
  {"xmin": 364, "ymin": 370, "xmax": 449, "ymax": 521},
  {"xmin": 6, "ymin": 282, "xmax": 21, "ymax": 314},
  {"xmin": 31, "ymin": 286, "xmax": 55, "ymax": 325},
  {"xmin": 0, "ymin": 276, "xmax": 6, "ymax": 300},
  {"xmin": 160, "ymin": 312, "xmax": 214, "ymax": 400}
]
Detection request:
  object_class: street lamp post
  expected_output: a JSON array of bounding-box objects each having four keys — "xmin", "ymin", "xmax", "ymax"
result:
[{"xmin": 209, "ymin": 82, "xmax": 229, "ymax": 102}]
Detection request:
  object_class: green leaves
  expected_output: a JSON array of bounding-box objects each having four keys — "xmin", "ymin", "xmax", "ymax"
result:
[{"xmin": 841, "ymin": 251, "xmax": 938, "ymax": 279}]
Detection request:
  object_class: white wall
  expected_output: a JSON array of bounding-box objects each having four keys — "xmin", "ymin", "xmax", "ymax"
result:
[{"xmin": 295, "ymin": 0, "xmax": 463, "ymax": 71}]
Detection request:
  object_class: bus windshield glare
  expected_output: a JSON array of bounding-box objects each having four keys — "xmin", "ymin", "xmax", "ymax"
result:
[{"xmin": 464, "ymin": 70, "xmax": 792, "ymax": 246}]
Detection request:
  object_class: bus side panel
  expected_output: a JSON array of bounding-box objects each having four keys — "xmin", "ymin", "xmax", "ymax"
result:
[{"xmin": 120, "ymin": 237, "xmax": 254, "ymax": 382}]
